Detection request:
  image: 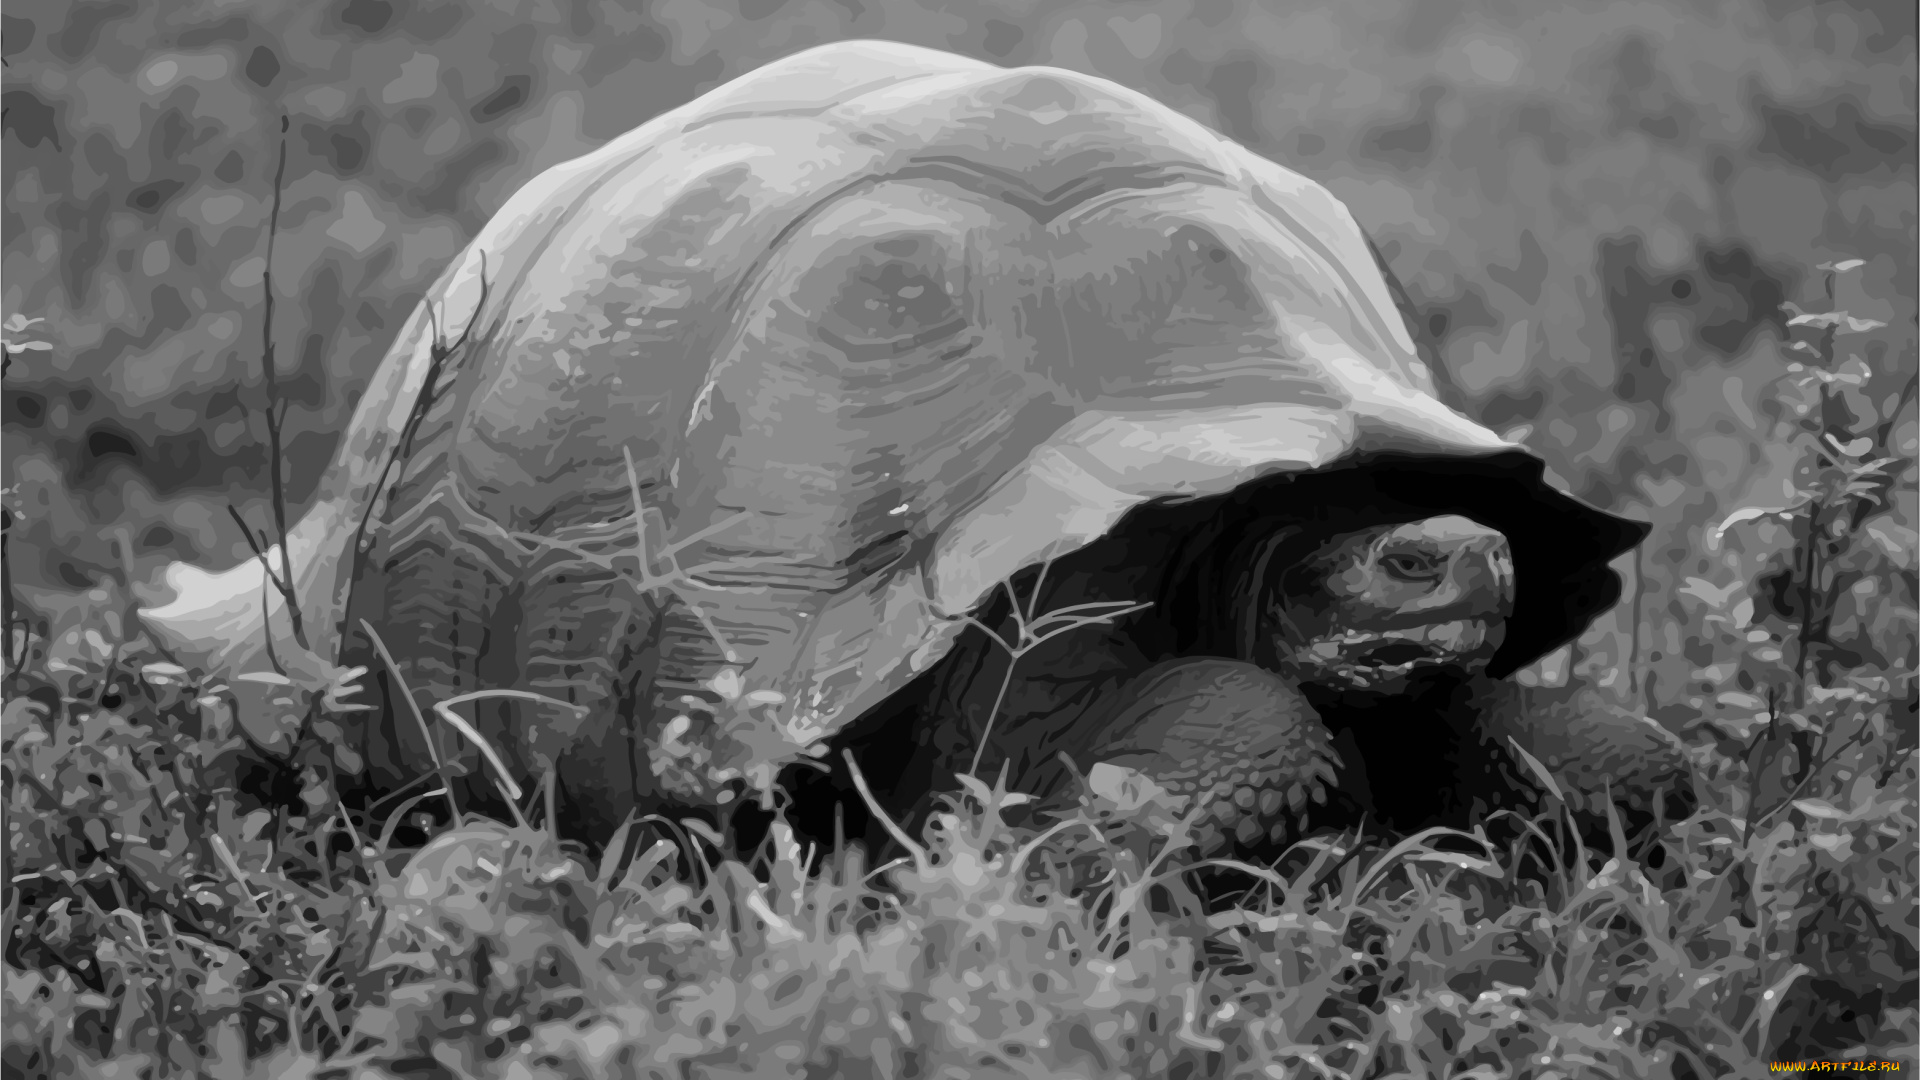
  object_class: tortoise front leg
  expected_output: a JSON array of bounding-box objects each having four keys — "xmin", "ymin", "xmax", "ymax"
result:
[
  {"xmin": 1468, "ymin": 677, "xmax": 1699, "ymax": 838},
  {"xmin": 1034, "ymin": 658, "xmax": 1348, "ymax": 856}
]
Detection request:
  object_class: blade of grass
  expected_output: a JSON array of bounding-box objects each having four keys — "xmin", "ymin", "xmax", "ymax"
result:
[
  {"xmin": 843, "ymin": 750, "xmax": 929, "ymax": 877},
  {"xmin": 208, "ymin": 834, "xmax": 268, "ymax": 919},
  {"xmin": 429, "ymin": 690, "xmax": 582, "ymax": 818},
  {"xmin": 361, "ymin": 620, "xmax": 460, "ymax": 828}
]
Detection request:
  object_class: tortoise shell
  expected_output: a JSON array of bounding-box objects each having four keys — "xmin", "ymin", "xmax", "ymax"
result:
[{"xmin": 144, "ymin": 42, "xmax": 1646, "ymax": 835}]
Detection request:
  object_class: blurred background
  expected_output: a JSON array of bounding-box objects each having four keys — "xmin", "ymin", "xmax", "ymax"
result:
[{"xmin": 3, "ymin": 0, "xmax": 1915, "ymax": 722}]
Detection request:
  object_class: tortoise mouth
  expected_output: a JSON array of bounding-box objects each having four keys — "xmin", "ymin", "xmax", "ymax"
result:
[
  {"xmin": 1355, "ymin": 641, "xmax": 1433, "ymax": 666},
  {"xmin": 1295, "ymin": 619, "xmax": 1502, "ymax": 691}
]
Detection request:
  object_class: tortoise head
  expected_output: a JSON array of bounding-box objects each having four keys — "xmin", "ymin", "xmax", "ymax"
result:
[{"xmin": 1250, "ymin": 515, "xmax": 1515, "ymax": 695}]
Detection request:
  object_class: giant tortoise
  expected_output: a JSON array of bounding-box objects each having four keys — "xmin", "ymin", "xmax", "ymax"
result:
[{"xmin": 143, "ymin": 41, "xmax": 1693, "ymax": 854}]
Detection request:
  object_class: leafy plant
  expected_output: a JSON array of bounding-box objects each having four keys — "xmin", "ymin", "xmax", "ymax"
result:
[{"xmin": 1713, "ymin": 259, "xmax": 1913, "ymax": 696}]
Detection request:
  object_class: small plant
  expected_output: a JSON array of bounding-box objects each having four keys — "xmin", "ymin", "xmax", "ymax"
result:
[
  {"xmin": 926, "ymin": 545, "xmax": 1152, "ymax": 778},
  {"xmin": 1701, "ymin": 258, "xmax": 1914, "ymax": 810},
  {"xmin": 1712, "ymin": 262, "xmax": 1910, "ymax": 661}
]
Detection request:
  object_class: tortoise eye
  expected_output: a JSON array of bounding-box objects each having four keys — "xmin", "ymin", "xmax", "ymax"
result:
[
  {"xmin": 1380, "ymin": 553, "xmax": 1441, "ymax": 582},
  {"xmin": 819, "ymin": 259, "xmax": 967, "ymax": 363}
]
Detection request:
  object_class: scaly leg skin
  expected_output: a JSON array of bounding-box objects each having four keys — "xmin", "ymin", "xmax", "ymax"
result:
[
  {"xmin": 1035, "ymin": 658, "xmax": 1347, "ymax": 857},
  {"xmin": 1470, "ymin": 677, "xmax": 1699, "ymax": 840}
]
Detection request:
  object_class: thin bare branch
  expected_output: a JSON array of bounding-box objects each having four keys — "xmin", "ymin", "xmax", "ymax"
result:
[
  {"xmin": 255, "ymin": 114, "xmax": 307, "ymax": 652},
  {"xmin": 254, "ymin": 568, "xmax": 285, "ymax": 679}
]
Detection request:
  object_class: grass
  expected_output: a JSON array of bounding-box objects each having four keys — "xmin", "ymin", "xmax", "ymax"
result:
[
  {"xmin": 3, "ymin": 625, "xmax": 1914, "ymax": 1079},
  {"xmin": 2, "ymin": 256, "xmax": 1911, "ymax": 1077}
]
